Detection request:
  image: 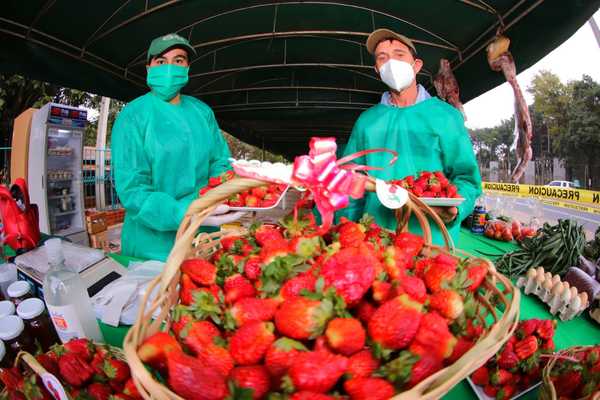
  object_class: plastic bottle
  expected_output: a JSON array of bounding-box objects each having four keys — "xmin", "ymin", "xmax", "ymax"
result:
[
  {"xmin": 471, "ymin": 196, "xmax": 487, "ymax": 234},
  {"xmin": 42, "ymin": 238, "xmax": 103, "ymax": 343}
]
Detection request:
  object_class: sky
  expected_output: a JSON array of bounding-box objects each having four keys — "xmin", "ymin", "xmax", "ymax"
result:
[{"xmin": 464, "ymin": 9, "xmax": 600, "ymax": 130}]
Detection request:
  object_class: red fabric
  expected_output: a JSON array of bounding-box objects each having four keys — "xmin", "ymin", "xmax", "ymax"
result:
[{"xmin": 0, "ymin": 178, "xmax": 40, "ymax": 251}]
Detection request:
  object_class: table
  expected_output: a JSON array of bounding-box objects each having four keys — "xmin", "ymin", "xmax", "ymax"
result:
[{"xmin": 101, "ymin": 229, "xmax": 600, "ymax": 399}]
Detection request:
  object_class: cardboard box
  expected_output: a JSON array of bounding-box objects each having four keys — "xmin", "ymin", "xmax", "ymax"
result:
[
  {"xmin": 89, "ymin": 230, "xmax": 109, "ymax": 250},
  {"xmin": 86, "ymin": 212, "xmax": 107, "ymax": 234}
]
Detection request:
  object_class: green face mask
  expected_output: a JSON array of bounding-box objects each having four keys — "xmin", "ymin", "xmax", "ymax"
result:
[{"xmin": 146, "ymin": 64, "xmax": 189, "ymax": 101}]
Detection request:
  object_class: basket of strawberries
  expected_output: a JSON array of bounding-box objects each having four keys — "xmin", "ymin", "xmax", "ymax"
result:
[
  {"xmin": 539, "ymin": 345, "xmax": 600, "ymax": 400},
  {"xmin": 0, "ymin": 338, "xmax": 141, "ymax": 400},
  {"xmin": 121, "ymin": 162, "xmax": 520, "ymax": 400}
]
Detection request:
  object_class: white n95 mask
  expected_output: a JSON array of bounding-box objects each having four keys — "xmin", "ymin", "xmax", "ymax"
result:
[{"xmin": 378, "ymin": 59, "xmax": 415, "ymax": 92}]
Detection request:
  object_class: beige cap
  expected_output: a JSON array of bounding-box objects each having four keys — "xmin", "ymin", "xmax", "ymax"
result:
[{"xmin": 366, "ymin": 28, "xmax": 417, "ymax": 55}]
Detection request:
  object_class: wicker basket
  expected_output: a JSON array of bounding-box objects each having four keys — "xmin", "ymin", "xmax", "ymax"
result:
[
  {"xmin": 123, "ymin": 177, "xmax": 520, "ymax": 400},
  {"xmin": 540, "ymin": 346, "xmax": 600, "ymax": 400}
]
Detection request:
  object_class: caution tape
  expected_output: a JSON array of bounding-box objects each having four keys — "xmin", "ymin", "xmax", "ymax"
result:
[{"xmin": 482, "ymin": 182, "xmax": 600, "ymax": 205}]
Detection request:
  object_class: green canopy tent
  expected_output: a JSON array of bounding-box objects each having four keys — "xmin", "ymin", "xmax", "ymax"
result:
[{"xmin": 1, "ymin": 1, "xmax": 598, "ymax": 157}]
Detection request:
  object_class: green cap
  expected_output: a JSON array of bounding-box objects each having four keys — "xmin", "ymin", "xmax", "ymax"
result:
[{"xmin": 147, "ymin": 33, "xmax": 196, "ymax": 62}]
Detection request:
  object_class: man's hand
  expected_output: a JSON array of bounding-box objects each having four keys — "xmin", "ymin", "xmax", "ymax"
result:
[{"xmin": 430, "ymin": 206, "xmax": 458, "ymax": 224}]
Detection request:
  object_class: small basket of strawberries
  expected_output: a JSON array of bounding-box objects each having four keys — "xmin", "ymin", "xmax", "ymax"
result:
[
  {"xmin": 390, "ymin": 171, "xmax": 463, "ymax": 208},
  {"xmin": 539, "ymin": 345, "xmax": 600, "ymax": 400}
]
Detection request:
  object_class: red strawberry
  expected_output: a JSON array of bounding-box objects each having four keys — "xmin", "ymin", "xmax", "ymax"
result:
[
  {"xmin": 181, "ymin": 259, "xmax": 217, "ymax": 285},
  {"xmin": 465, "ymin": 319, "xmax": 484, "ymax": 340},
  {"xmin": 536, "ymin": 319, "xmax": 556, "ymax": 340},
  {"xmin": 35, "ymin": 353, "xmax": 59, "ymax": 377},
  {"xmin": 208, "ymin": 176, "xmax": 222, "ymax": 187},
  {"xmin": 356, "ymin": 300, "xmax": 376, "ymax": 324},
  {"xmin": 368, "ymin": 294, "xmax": 423, "ymax": 351},
  {"xmin": 254, "ymin": 224, "xmax": 285, "ymax": 247},
  {"xmin": 182, "ymin": 320, "xmax": 221, "ymax": 354},
  {"xmin": 243, "ymin": 256, "xmax": 262, "ymax": 281},
  {"xmin": 251, "ymin": 186, "xmax": 268, "ymax": 199},
  {"xmin": 554, "ymin": 370, "xmax": 582, "ymax": 397},
  {"xmin": 228, "ymin": 297, "xmax": 279, "ymax": 328},
  {"xmin": 227, "ymin": 193, "xmax": 244, "ymax": 207},
  {"xmin": 171, "ymin": 305, "xmax": 194, "ymax": 339},
  {"xmin": 465, "ymin": 260, "xmax": 488, "ymax": 292},
  {"xmin": 228, "ymin": 366, "xmax": 271, "ymax": 399},
  {"xmin": 371, "ymin": 280, "xmax": 393, "ymax": 303},
  {"xmin": 289, "ymin": 235, "xmax": 321, "ymax": 258},
  {"xmin": 286, "ymin": 351, "xmax": 348, "ymax": 393},
  {"xmin": 343, "ymin": 377, "xmax": 395, "ymax": 400},
  {"xmin": 325, "ymin": 318, "xmax": 365, "ymax": 356},
  {"xmin": 413, "ymin": 312, "xmax": 457, "ymax": 359},
  {"xmin": 490, "ymin": 369, "xmax": 513, "ymax": 386},
  {"xmin": 230, "ymin": 321, "xmax": 275, "ymax": 365},
  {"xmin": 380, "ymin": 344, "xmax": 442, "ymax": 388},
  {"xmin": 321, "ymin": 244, "xmax": 378, "ymax": 306},
  {"xmin": 87, "ymin": 383, "xmax": 112, "ymax": 400},
  {"xmin": 382, "ymin": 246, "xmax": 411, "ymax": 281},
  {"xmin": 413, "ymin": 258, "xmax": 432, "ymax": 278},
  {"xmin": 279, "ymin": 273, "xmax": 317, "ymax": 300},
  {"xmin": 337, "ymin": 220, "xmax": 365, "ymax": 248},
  {"xmin": 275, "ymin": 297, "xmax": 333, "ymax": 340},
  {"xmin": 514, "ymin": 336, "xmax": 538, "ymax": 360},
  {"xmin": 542, "ymin": 338, "xmax": 555, "ymax": 351},
  {"xmin": 58, "ymin": 353, "xmax": 94, "ymax": 387},
  {"xmin": 103, "ymin": 358, "xmax": 130, "ymax": 383},
  {"xmin": 196, "ymin": 344, "xmax": 235, "ymax": 377},
  {"xmin": 0, "ymin": 368, "xmax": 23, "ymax": 391},
  {"xmin": 289, "ymin": 392, "xmax": 336, "ymax": 400},
  {"xmin": 497, "ymin": 344, "xmax": 519, "ymax": 371},
  {"xmin": 224, "ymin": 273, "xmax": 256, "ymax": 304},
  {"xmin": 265, "ymin": 338, "xmax": 307, "ymax": 378},
  {"xmin": 471, "ymin": 365, "xmax": 489, "ymax": 386},
  {"xmin": 496, "ymin": 384, "xmax": 517, "ymax": 400},
  {"xmin": 180, "ymin": 273, "xmax": 199, "ymax": 306},
  {"xmin": 393, "ymin": 232, "xmax": 424, "ymax": 258},
  {"xmin": 137, "ymin": 332, "xmax": 181, "ymax": 369},
  {"xmin": 64, "ymin": 338, "xmax": 95, "ymax": 361},
  {"xmin": 447, "ymin": 337, "xmax": 474, "ymax": 363},
  {"xmin": 396, "ymin": 275, "xmax": 427, "ymax": 303},
  {"xmin": 123, "ymin": 379, "xmax": 142, "ymax": 400},
  {"xmin": 483, "ymin": 385, "xmax": 498, "ymax": 397},
  {"xmin": 346, "ymin": 349, "xmax": 380, "ymax": 379},
  {"xmin": 429, "ymin": 290, "xmax": 464, "ymax": 320},
  {"xmin": 259, "ymin": 193, "xmax": 278, "ymax": 208},
  {"xmin": 245, "ymin": 195, "xmax": 260, "ymax": 207},
  {"xmin": 423, "ymin": 257, "xmax": 457, "ymax": 293},
  {"xmin": 167, "ymin": 350, "xmax": 228, "ymax": 400}
]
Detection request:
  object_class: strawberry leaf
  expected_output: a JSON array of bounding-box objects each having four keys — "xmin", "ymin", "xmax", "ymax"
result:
[
  {"xmin": 189, "ymin": 291, "xmax": 223, "ymax": 326},
  {"xmin": 379, "ymin": 351, "xmax": 420, "ymax": 385}
]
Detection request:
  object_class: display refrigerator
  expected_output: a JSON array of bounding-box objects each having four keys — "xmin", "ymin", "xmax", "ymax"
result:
[{"xmin": 28, "ymin": 103, "xmax": 89, "ymax": 246}]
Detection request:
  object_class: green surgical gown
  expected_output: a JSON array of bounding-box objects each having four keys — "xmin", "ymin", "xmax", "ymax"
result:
[
  {"xmin": 111, "ymin": 92, "xmax": 231, "ymax": 261},
  {"xmin": 336, "ymin": 97, "xmax": 482, "ymax": 246}
]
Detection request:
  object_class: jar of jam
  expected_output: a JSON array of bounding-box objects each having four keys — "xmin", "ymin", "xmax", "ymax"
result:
[
  {"xmin": 0, "ymin": 315, "xmax": 34, "ymax": 359},
  {"xmin": 0, "ymin": 300, "xmax": 15, "ymax": 319},
  {"xmin": 0, "ymin": 339, "xmax": 10, "ymax": 368},
  {"xmin": 17, "ymin": 298, "xmax": 59, "ymax": 352},
  {"xmin": 7, "ymin": 281, "xmax": 33, "ymax": 308}
]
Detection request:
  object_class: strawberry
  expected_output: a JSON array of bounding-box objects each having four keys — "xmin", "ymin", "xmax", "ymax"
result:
[
  {"xmin": 325, "ymin": 317, "xmax": 365, "ymax": 356},
  {"xmin": 497, "ymin": 344, "xmax": 519, "ymax": 371},
  {"xmin": 380, "ymin": 344, "xmax": 442, "ymax": 388},
  {"xmin": 279, "ymin": 273, "xmax": 317, "ymax": 300},
  {"xmin": 413, "ymin": 258, "xmax": 432, "ymax": 278},
  {"xmin": 227, "ymin": 297, "xmax": 279, "ymax": 328},
  {"xmin": 265, "ymin": 338, "xmax": 307, "ymax": 378},
  {"xmin": 312, "ymin": 336, "xmax": 333, "ymax": 355},
  {"xmin": 554, "ymin": 370, "xmax": 582, "ymax": 397},
  {"xmin": 423, "ymin": 257, "xmax": 457, "ymax": 293},
  {"xmin": 229, "ymin": 321, "xmax": 275, "ymax": 365},
  {"xmin": 429, "ymin": 290, "xmax": 464, "ymax": 320},
  {"xmin": 483, "ymin": 385, "xmax": 498, "ymax": 397},
  {"xmin": 58, "ymin": 353, "xmax": 94, "ymax": 387},
  {"xmin": 196, "ymin": 343, "xmax": 235, "ymax": 377},
  {"xmin": 251, "ymin": 186, "xmax": 268, "ymax": 199},
  {"xmin": 346, "ymin": 349, "xmax": 380, "ymax": 379},
  {"xmin": 167, "ymin": 350, "xmax": 228, "ymax": 400},
  {"xmin": 288, "ymin": 236, "xmax": 321, "ymax": 258},
  {"xmin": 103, "ymin": 358, "xmax": 130, "ymax": 383},
  {"xmin": 171, "ymin": 305, "xmax": 194, "ymax": 338},
  {"xmin": 356, "ymin": 300, "xmax": 377, "ymax": 324},
  {"xmin": 208, "ymin": 176, "xmax": 222, "ymax": 187},
  {"xmin": 260, "ymin": 193, "xmax": 278, "ymax": 207},
  {"xmin": 1, "ymin": 368, "xmax": 24, "ymax": 391},
  {"xmin": 286, "ymin": 351, "xmax": 348, "ymax": 393},
  {"xmin": 227, "ymin": 193, "xmax": 244, "ymax": 207},
  {"xmin": 471, "ymin": 365, "xmax": 489, "ymax": 386},
  {"xmin": 465, "ymin": 260, "xmax": 488, "ymax": 292},
  {"xmin": 371, "ymin": 280, "xmax": 393, "ymax": 303},
  {"xmin": 289, "ymin": 392, "xmax": 336, "ymax": 400},
  {"xmin": 110, "ymin": 394, "xmax": 134, "ymax": 400},
  {"xmin": 224, "ymin": 273, "xmax": 256, "ymax": 304},
  {"xmin": 87, "ymin": 383, "xmax": 112, "ymax": 400},
  {"xmin": 393, "ymin": 232, "xmax": 424, "ymax": 258},
  {"xmin": 496, "ymin": 384, "xmax": 517, "ymax": 400},
  {"xmin": 382, "ymin": 246, "xmax": 411, "ymax": 281},
  {"xmin": 182, "ymin": 320, "xmax": 221, "ymax": 354},
  {"xmin": 368, "ymin": 294, "xmax": 423, "ymax": 351},
  {"xmin": 181, "ymin": 259, "xmax": 217, "ymax": 285},
  {"xmin": 321, "ymin": 244, "xmax": 378, "ymax": 306},
  {"xmin": 275, "ymin": 297, "xmax": 333, "ymax": 340},
  {"xmin": 413, "ymin": 312, "xmax": 457, "ymax": 359},
  {"xmin": 490, "ymin": 369, "xmax": 512, "ymax": 386},
  {"xmin": 137, "ymin": 332, "xmax": 181, "ymax": 369},
  {"xmin": 35, "ymin": 353, "xmax": 59, "ymax": 377},
  {"xmin": 123, "ymin": 379, "xmax": 142, "ymax": 400},
  {"xmin": 447, "ymin": 337, "xmax": 474, "ymax": 363},
  {"xmin": 395, "ymin": 275, "xmax": 427, "ymax": 303},
  {"xmin": 535, "ymin": 319, "xmax": 555, "ymax": 340},
  {"xmin": 254, "ymin": 224, "xmax": 285, "ymax": 247},
  {"xmin": 228, "ymin": 366, "xmax": 271, "ymax": 399},
  {"xmin": 243, "ymin": 256, "xmax": 262, "ymax": 281},
  {"xmin": 245, "ymin": 195, "xmax": 260, "ymax": 207},
  {"xmin": 465, "ymin": 319, "xmax": 484, "ymax": 340},
  {"xmin": 337, "ymin": 220, "xmax": 365, "ymax": 248},
  {"xmin": 514, "ymin": 336, "xmax": 538, "ymax": 360},
  {"xmin": 541, "ymin": 338, "xmax": 555, "ymax": 352},
  {"xmin": 64, "ymin": 338, "xmax": 95, "ymax": 361},
  {"xmin": 343, "ymin": 377, "xmax": 395, "ymax": 400},
  {"xmin": 180, "ymin": 273, "xmax": 199, "ymax": 306}
]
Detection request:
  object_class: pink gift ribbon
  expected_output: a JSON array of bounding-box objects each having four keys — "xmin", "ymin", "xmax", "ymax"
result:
[{"xmin": 292, "ymin": 137, "xmax": 397, "ymax": 233}]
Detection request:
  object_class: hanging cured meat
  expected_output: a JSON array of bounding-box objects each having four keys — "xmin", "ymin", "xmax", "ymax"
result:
[
  {"xmin": 433, "ymin": 58, "xmax": 466, "ymax": 120},
  {"xmin": 487, "ymin": 35, "xmax": 533, "ymax": 183}
]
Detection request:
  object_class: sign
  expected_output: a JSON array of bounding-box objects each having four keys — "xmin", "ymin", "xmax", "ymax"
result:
[{"xmin": 482, "ymin": 182, "xmax": 600, "ymax": 205}]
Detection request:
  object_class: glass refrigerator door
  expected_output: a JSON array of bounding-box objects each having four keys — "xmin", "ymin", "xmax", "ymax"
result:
[{"xmin": 46, "ymin": 126, "xmax": 84, "ymax": 236}]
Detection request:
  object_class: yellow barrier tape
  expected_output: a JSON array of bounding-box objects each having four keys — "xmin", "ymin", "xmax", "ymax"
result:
[{"xmin": 482, "ymin": 182, "xmax": 600, "ymax": 205}]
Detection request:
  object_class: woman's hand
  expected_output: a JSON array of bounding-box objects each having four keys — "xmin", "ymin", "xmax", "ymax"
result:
[{"xmin": 430, "ymin": 206, "xmax": 458, "ymax": 223}]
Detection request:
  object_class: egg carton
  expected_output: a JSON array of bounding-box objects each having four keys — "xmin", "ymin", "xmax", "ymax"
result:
[{"xmin": 516, "ymin": 267, "xmax": 589, "ymax": 321}]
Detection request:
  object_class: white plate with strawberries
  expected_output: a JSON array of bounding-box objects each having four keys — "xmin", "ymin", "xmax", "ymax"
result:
[
  {"xmin": 467, "ymin": 377, "xmax": 541, "ymax": 400},
  {"xmin": 227, "ymin": 185, "xmax": 290, "ymax": 211},
  {"xmin": 420, "ymin": 197, "xmax": 465, "ymax": 207}
]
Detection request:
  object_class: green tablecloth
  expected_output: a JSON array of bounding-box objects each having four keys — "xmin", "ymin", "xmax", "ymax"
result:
[{"xmin": 102, "ymin": 229, "xmax": 600, "ymax": 399}]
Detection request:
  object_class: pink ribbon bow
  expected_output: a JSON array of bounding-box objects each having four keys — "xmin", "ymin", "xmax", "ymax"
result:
[{"xmin": 292, "ymin": 137, "xmax": 397, "ymax": 233}]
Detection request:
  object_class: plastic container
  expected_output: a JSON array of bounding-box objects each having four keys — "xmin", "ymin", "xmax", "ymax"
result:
[
  {"xmin": 17, "ymin": 298, "xmax": 60, "ymax": 352},
  {"xmin": 7, "ymin": 280, "xmax": 33, "ymax": 308},
  {"xmin": 0, "ymin": 315, "xmax": 35, "ymax": 359},
  {"xmin": 0, "ymin": 300, "xmax": 15, "ymax": 319},
  {"xmin": 471, "ymin": 205, "xmax": 487, "ymax": 234},
  {"xmin": 0, "ymin": 263, "xmax": 18, "ymax": 299}
]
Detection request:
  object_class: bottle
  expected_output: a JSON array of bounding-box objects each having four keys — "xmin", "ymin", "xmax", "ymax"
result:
[
  {"xmin": 0, "ymin": 315, "xmax": 35, "ymax": 359},
  {"xmin": 471, "ymin": 196, "xmax": 487, "ymax": 234},
  {"xmin": 0, "ymin": 300, "xmax": 15, "ymax": 319},
  {"xmin": 0, "ymin": 339, "xmax": 10, "ymax": 368},
  {"xmin": 0, "ymin": 263, "xmax": 18, "ymax": 299},
  {"xmin": 17, "ymin": 298, "xmax": 60, "ymax": 352},
  {"xmin": 7, "ymin": 281, "xmax": 33, "ymax": 308},
  {"xmin": 42, "ymin": 239, "xmax": 103, "ymax": 343}
]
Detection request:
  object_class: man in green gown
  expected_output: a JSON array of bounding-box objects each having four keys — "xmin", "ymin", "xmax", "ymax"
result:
[{"xmin": 337, "ymin": 29, "xmax": 482, "ymax": 245}]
